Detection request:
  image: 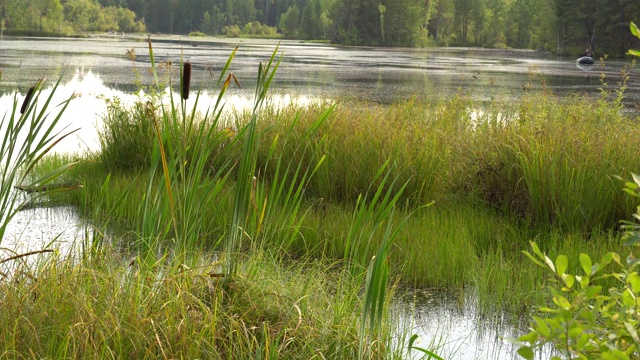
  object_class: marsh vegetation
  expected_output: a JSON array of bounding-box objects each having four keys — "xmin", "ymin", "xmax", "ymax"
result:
[{"xmin": 1, "ymin": 38, "xmax": 640, "ymax": 358}]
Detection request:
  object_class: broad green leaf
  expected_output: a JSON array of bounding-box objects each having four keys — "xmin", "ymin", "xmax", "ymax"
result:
[
  {"xmin": 517, "ymin": 346, "xmax": 534, "ymax": 360},
  {"xmin": 576, "ymin": 275, "xmax": 590, "ymax": 288},
  {"xmin": 580, "ymin": 253, "xmax": 592, "ymax": 276},
  {"xmin": 612, "ymin": 253, "xmax": 621, "ymax": 265},
  {"xmin": 577, "ymin": 333, "xmax": 589, "ymax": 349},
  {"xmin": 627, "ymin": 273, "xmax": 640, "ymax": 292},
  {"xmin": 626, "ymin": 180, "xmax": 640, "ymax": 190},
  {"xmin": 599, "ymin": 253, "xmax": 614, "ymax": 269},
  {"xmin": 557, "ymin": 309, "xmax": 572, "ymax": 323},
  {"xmin": 623, "ymin": 187, "xmax": 640, "ymax": 197},
  {"xmin": 622, "ymin": 289, "xmax": 635, "ymax": 306},
  {"xmin": 553, "ymin": 294, "xmax": 571, "ymax": 310},
  {"xmin": 601, "ymin": 350, "xmax": 630, "ymax": 360},
  {"xmin": 581, "ymin": 309, "xmax": 596, "ymax": 323},
  {"xmin": 533, "ymin": 316, "xmax": 551, "ymax": 338},
  {"xmin": 584, "ymin": 285, "xmax": 602, "ymax": 298},
  {"xmin": 631, "ymin": 22, "xmax": 640, "ymax": 38},
  {"xmin": 556, "ymin": 255, "xmax": 568, "ymax": 276},
  {"xmin": 518, "ymin": 331, "xmax": 539, "ymax": 344},
  {"xmin": 623, "ymin": 233, "xmax": 640, "ymax": 246},
  {"xmin": 561, "ymin": 273, "xmax": 575, "ymax": 289},
  {"xmin": 568, "ymin": 326, "xmax": 583, "ymax": 339}
]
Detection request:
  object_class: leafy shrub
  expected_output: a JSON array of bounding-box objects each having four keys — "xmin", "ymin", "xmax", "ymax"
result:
[
  {"xmin": 241, "ymin": 21, "xmax": 278, "ymax": 37},
  {"xmin": 516, "ymin": 174, "xmax": 640, "ymax": 359},
  {"xmin": 188, "ymin": 31, "xmax": 205, "ymax": 37},
  {"xmin": 223, "ymin": 25, "xmax": 241, "ymax": 37}
]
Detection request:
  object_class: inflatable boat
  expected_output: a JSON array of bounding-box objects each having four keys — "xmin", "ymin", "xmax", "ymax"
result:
[{"xmin": 577, "ymin": 56, "xmax": 594, "ymax": 65}]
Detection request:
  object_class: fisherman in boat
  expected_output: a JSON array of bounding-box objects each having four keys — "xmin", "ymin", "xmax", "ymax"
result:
[{"xmin": 576, "ymin": 48, "xmax": 595, "ymax": 65}]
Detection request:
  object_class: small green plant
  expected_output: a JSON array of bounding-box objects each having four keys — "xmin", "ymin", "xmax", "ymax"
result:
[{"xmin": 516, "ymin": 174, "xmax": 640, "ymax": 359}]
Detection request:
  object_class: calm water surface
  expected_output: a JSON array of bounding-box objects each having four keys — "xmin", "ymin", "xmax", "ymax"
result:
[
  {"xmin": 2, "ymin": 36, "xmax": 635, "ymax": 359},
  {"xmin": 1, "ymin": 35, "xmax": 639, "ymax": 104}
]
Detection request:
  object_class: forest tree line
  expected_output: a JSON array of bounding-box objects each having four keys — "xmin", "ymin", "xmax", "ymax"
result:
[{"xmin": 1, "ymin": 0, "xmax": 639, "ymax": 56}]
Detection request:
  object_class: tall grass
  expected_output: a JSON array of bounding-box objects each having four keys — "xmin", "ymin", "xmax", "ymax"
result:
[
  {"xmin": 0, "ymin": 247, "xmax": 380, "ymax": 359},
  {"xmin": 0, "ymin": 77, "xmax": 79, "ymax": 242},
  {"xmin": 251, "ymin": 92, "xmax": 639, "ymax": 233},
  {"xmin": 65, "ymin": 81, "xmax": 640, "ymax": 313}
]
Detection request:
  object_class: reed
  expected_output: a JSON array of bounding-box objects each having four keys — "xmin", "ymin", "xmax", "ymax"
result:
[{"xmin": 0, "ymin": 77, "xmax": 79, "ymax": 243}]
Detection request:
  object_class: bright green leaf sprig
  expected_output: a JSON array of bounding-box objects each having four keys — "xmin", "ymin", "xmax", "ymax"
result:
[
  {"xmin": 516, "ymin": 173, "xmax": 640, "ymax": 360},
  {"xmin": 628, "ymin": 22, "xmax": 640, "ymax": 57}
]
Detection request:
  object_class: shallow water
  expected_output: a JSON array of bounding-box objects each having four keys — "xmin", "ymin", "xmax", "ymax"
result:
[
  {"xmin": 396, "ymin": 289, "xmax": 553, "ymax": 359},
  {"xmin": 0, "ymin": 204, "xmax": 85, "ymax": 274}
]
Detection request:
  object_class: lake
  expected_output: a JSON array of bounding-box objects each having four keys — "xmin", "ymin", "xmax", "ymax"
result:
[
  {"xmin": 2, "ymin": 35, "xmax": 639, "ymax": 104},
  {"xmin": 1, "ymin": 35, "xmax": 637, "ymax": 359}
]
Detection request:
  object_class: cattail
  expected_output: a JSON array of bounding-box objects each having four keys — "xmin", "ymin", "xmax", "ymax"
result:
[
  {"xmin": 182, "ymin": 61, "xmax": 191, "ymax": 100},
  {"xmin": 20, "ymin": 85, "xmax": 35, "ymax": 114}
]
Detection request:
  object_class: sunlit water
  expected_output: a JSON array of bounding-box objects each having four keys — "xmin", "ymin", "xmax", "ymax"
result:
[
  {"xmin": 0, "ymin": 203, "xmax": 85, "ymax": 272},
  {"xmin": 395, "ymin": 290, "xmax": 554, "ymax": 359},
  {"xmin": 1, "ymin": 36, "xmax": 638, "ymax": 359}
]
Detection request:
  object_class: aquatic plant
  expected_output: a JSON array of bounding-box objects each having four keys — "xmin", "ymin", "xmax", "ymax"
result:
[{"xmin": 0, "ymin": 77, "xmax": 80, "ymax": 243}]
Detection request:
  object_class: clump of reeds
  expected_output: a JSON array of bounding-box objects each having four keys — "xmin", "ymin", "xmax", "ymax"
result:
[{"xmin": 0, "ymin": 77, "xmax": 79, "ymax": 243}]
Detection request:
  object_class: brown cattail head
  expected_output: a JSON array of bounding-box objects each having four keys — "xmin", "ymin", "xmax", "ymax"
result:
[
  {"xmin": 182, "ymin": 62, "xmax": 192, "ymax": 100},
  {"xmin": 20, "ymin": 86, "xmax": 36, "ymax": 114}
]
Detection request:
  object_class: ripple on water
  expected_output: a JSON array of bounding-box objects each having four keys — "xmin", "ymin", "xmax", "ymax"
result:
[
  {"xmin": 1, "ymin": 205, "xmax": 85, "ymax": 272},
  {"xmin": 394, "ymin": 289, "xmax": 554, "ymax": 359}
]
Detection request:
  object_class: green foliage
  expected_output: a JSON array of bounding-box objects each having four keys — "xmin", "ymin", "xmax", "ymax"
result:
[
  {"xmin": 0, "ymin": 246, "xmax": 379, "ymax": 358},
  {"xmin": 0, "ymin": 78, "xmax": 79, "ymax": 243},
  {"xmin": 629, "ymin": 22, "xmax": 640, "ymax": 57},
  {"xmin": 4, "ymin": 0, "xmax": 638, "ymax": 52},
  {"xmin": 239, "ymin": 21, "xmax": 278, "ymax": 37},
  {"xmin": 98, "ymin": 98, "xmax": 156, "ymax": 172},
  {"xmin": 225, "ymin": 47, "xmax": 281, "ymax": 276},
  {"xmin": 517, "ymin": 174, "xmax": 640, "ymax": 359},
  {"xmin": 279, "ymin": 5, "xmax": 300, "ymax": 38},
  {"xmin": 1, "ymin": 0, "xmax": 145, "ymax": 34},
  {"xmin": 223, "ymin": 25, "xmax": 242, "ymax": 37}
]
